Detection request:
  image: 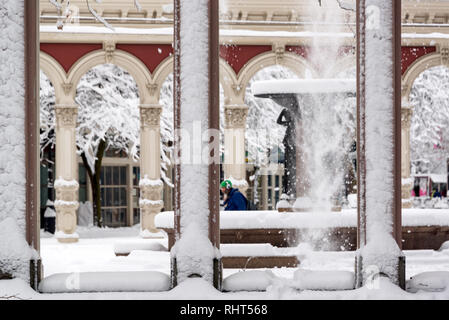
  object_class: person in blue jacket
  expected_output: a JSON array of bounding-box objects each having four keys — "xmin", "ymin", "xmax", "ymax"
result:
[{"xmin": 221, "ymin": 180, "xmax": 248, "ymax": 211}]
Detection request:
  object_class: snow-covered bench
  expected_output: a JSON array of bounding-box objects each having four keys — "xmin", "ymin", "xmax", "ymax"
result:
[{"xmin": 155, "ymin": 209, "xmax": 449, "ymax": 251}]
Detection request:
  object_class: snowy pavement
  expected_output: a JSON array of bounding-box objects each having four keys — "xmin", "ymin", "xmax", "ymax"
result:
[{"xmin": 1, "ymin": 226, "xmax": 449, "ymax": 300}]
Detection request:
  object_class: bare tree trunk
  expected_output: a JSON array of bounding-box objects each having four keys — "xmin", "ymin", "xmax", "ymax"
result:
[{"xmin": 81, "ymin": 139, "xmax": 107, "ymax": 228}]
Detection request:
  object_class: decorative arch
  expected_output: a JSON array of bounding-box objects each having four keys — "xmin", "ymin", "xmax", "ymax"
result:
[
  {"xmin": 236, "ymin": 52, "xmax": 318, "ymax": 103},
  {"xmin": 66, "ymin": 49, "xmax": 153, "ymax": 104},
  {"xmin": 39, "ymin": 52, "xmax": 68, "ymax": 104},
  {"xmin": 152, "ymin": 55, "xmax": 174, "ymax": 103},
  {"xmin": 402, "ymin": 52, "xmax": 444, "ymax": 101},
  {"xmin": 152, "ymin": 55, "xmax": 238, "ymax": 106}
]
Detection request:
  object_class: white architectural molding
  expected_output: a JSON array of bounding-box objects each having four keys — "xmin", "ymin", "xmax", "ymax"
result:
[{"xmin": 402, "ymin": 52, "xmax": 443, "ymax": 101}]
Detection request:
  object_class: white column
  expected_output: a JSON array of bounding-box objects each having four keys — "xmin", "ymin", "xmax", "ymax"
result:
[
  {"xmin": 401, "ymin": 102, "xmax": 414, "ymax": 208},
  {"xmin": 139, "ymin": 104, "xmax": 164, "ymax": 238},
  {"xmin": 54, "ymin": 104, "xmax": 79, "ymax": 243},
  {"xmin": 224, "ymin": 104, "xmax": 249, "ymax": 194}
]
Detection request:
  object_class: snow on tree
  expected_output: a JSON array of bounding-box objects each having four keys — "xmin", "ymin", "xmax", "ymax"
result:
[
  {"xmin": 49, "ymin": 0, "xmax": 142, "ymax": 30},
  {"xmin": 409, "ymin": 66, "xmax": 449, "ymax": 174}
]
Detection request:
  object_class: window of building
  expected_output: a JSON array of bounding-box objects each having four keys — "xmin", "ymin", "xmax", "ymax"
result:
[{"xmin": 100, "ymin": 166, "xmax": 128, "ymax": 227}]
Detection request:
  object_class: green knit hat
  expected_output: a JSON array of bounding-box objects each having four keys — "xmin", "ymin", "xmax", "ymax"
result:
[{"xmin": 220, "ymin": 180, "xmax": 232, "ymax": 189}]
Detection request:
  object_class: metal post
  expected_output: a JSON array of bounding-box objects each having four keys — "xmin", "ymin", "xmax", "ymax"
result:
[
  {"xmin": 25, "ymin": 0, "xmax": 42, "ymax": 290},
  {"xmin": 171, "ymin": 0, "xmax": 222, "ymax": 290},
  {"xmin": 356, "ymin": 0, "xmax": 405, "ymax": 289},
  {"xmin": 208, "ymin": 0, "xmax": 222, "ymax": 290},
  {"xmin": 393, "ymin": 0, "xmax": 403, "ymax": 249}
]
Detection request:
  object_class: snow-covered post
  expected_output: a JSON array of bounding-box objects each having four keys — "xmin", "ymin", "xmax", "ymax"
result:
[
  {"xmin": 54, "ymin": 104, "xmax": 80, "ymax": 243},
  {"xmin": 224, "ymin": 104, "xmax": 249, "ymax": 194},
  {"xmin": 401, "ymin": 100, "xmax": 414, "ymax": 208},
  {"xmin": 172, "ymin": 0, "xmax": 222, "ymax": 289},
  {"xmin": 139, "ymin": 104, "xmax": 164, "ymax": 237},
  {"xmin": 0, "ymin": 0, "xmax": 41, "ymax": 289},
  {"xmin": 356, "ymin": 0, "xmax": 405, "ymax": 289}
]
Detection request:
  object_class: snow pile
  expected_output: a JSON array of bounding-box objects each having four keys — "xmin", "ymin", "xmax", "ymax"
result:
[
  {"xmin": 168, "ymin": 278, "xmax": 222, "ymax": 299},
  {"xmin": 223, "ymin": 271, "xmax": 276, "ymax": 292},
  {"xmin": 407, "ymin": 272, "xmax": 449, "ymax": 293},
  {"xmin": 44, "ymin": 207, "xmax": 56, "ymax": 218},
  {"xmin": 114, "ymin": 240, "xmax": 167, "ymax": 255},
  {"xmin": 0, "ymin": 0, "xmax": 26, "ymax": 236},
  {"xmin": 77, "ymin": 202, "xmax": 93, "ymax": 226},
  {"xmin": 0, "ymin": 279, "xmax": 39, "ymax": 300},
  {"xmin": 0, "ymin": 218, "xmax": 37, "ymax": 281},
  {"xmin": 39, "ymin": 271, "xmax": 170, "ymax": 293},
  {"xmin": 293, "ymin": 269, "xmax": 355, "ymax": 291},
  {"xmin": 439, "ymin": 241, "xmax": 449, "ymax": 251},
  {"xmin": 276, "ymin": 194, "xmax": 291, "ymax": 210},
  {"xmin": 347, "ymin": 194, "xmax": 357, "ymax": 209},
  {"xmin": 171, "ymin": 225, "xmax": 219, "ymax": 284}
]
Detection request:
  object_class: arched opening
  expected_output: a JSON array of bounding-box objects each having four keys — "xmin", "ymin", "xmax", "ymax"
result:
[
  {"xmin": 244, "ymin": 65, "xmax": 300, "ymax": 210},
  {"xmin": 409, "ymin": 65, "xmax": 449, "ymax": 199},
  {"xmin": 75, "ymin": 63, "xmax": 140, "ymax": 229}
]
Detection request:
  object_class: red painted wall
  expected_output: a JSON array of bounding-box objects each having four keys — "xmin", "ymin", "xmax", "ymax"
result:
[
  {"xmin": 116, "ymin": 44, "xmax": 173, "ymax": 74},
  {"xmin": 40, "ymin": 43, "xmax": 102, "ymax": 73},
  {"xmin": 220, "ymin": 45, "xmax": 272, "ymax": 75},
  {"xmin": 40, "ymin": 43, "xmax": 437, "ymax": 78},
  {"xmin": 402, "ymin": 46, "xmax": 437, "ymax": 75}
]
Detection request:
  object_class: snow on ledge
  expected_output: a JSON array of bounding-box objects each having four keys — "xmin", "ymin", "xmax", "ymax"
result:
[
  {"xmin": 155, "ymin": 209, "xmax": 449, "ymax": 230},
  {"xmin": 38, "ymin": 271, "xmax": 170, "ymax": 293},
  {"xmin": 54, "ymin": 178, "xmax": 79, "ymax": 188},
  {"xmin": 251, "ymin": 79, "xmax": 356, "ymax": 96},
  {"xmin": 139, "ymin": 176, "xmax": 163, "ymax": 187},
  {"xmin": 54, "ymin": 231, "xmax": 79, "ymax": 239}
]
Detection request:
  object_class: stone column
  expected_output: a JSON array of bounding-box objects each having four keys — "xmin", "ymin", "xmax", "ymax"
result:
[
  {"xmin": 54, "ymin": 104, "xmax": 79, "ymax": 243},
  {"xmin": 139, "ymin": 104, "xmax": 164, "ymax": 238},
  {"xmin": 401, "ymin": 102, "xmax": 414, "ymax": 208},
  {"xmin": 224, "ymin": 104, "xmax": 249, "ymax": 194}
]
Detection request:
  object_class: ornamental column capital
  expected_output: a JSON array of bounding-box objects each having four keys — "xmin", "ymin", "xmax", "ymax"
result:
[
  {"xmin": 55, "ymin": 104, "xmax": 78, "ymax": 129},
  {"xmin": 224, "ymin": 104, "xmax": 249, "ymax": 129},
  {"xmin": 140, "ymin": 104, "xmax": 163, "ymax": 128}
]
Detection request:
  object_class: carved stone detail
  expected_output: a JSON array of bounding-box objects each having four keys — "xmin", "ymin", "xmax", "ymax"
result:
[
  {"xmin": 147, "ymin": 83, "xmax": 159, "ymax": 96},
  {"xmin": 62, "ymin": 83, "xmax": 73, "ymax": 96},
  {"xmin": 139, "ymin": 183, "xmax": 164, "ymax": 235},
  {"xmin": 441, "ymin": 47, "xmax": 449, "ymax": 66},
  {"xmin": 231, "ymin": 84, "xmax": 242, "ymax": 96},
  {"xmin": 224, "ymin": 105, "xmax": 249, "ymax": 129},
  {"xmin": 273, "ymin": 43, "xmax": 285, "ymax": 63},
  {"xmin": 55, "ymin": 105, "xmax": 78, "ymax": 128},
  {"xmin": 103, "ymin": 40, "xmax": 116, "ymax": 63},
  {"xmin": 140, "ymin": 104, "xmax": 162, "ymax": 128},
  {"xmin": 54, "ymin": 181, "xmax": 79, "ymax": 238},
  {"xmin": 401, "ymin": 107, "xmax": 413, "ymax": 129}
]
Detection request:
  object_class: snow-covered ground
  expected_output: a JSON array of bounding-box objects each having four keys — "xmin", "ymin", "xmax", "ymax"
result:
[{"xmin": 1, "ymin": 226, "xmax": 449, "ymax": 300}]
